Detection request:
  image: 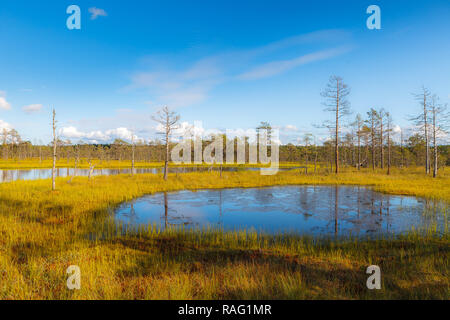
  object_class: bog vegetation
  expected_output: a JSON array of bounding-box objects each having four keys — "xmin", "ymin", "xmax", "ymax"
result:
[
  {"xmin": 0, "ymin": 78, "xmax": 448, "ymax": 300},
  {"xmin": 0, "ymin": 169, "xmax": 448, "ymax": 299}
]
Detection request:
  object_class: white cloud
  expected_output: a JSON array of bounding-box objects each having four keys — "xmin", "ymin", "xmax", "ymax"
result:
[
  {"xmin": 105, "ymin": 127, "xmax": 135, "ymax": 141},
  {"xmin": 22, "ymin": 104, "xmax": 43, "ymax": 114},
  {"xmin": 59, "ymin": 126, "xmax": 142, "ymax": 143},
  {"xmin": 89, "ymin": 7, "xmax": 107, "ymax": 20},
  {"xmin": 0, "ymin": 119, "xmax": 12, "ymax": 131},
  {"xmin": 283, "ymin": 124, "xmax": 298, "ymax": 132},
  {"xmin": 0, "ymin": 91, "xmax": 11, "ymax": 110},
  {"xmin": 0, "ymin": 98, "xmax": 11, "ymax": 110},
  {"xmin": 393, "ymin": 125, "xmax": 402, "ymax": 134}
]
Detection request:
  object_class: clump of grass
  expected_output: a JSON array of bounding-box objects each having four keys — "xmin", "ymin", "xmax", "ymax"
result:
[{"xmin": 0, "ymin": 169, "xmax": 448, "ymax": 299}]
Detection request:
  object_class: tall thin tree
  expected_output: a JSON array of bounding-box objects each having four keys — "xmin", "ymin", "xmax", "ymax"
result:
[
  {"xmin": 321, "ymin": 76, "xmax": 351, "ymax": 174},
  {"xmin": 411, "ymin": 86, "xmax": 431, "ymax": 174},
  {"xmin": 386, "ymin": 112, "xmax": 393, "ymax": 175},
  {"xmin": 152, "ymin": 106, "xmax": 180, "ymax": 181},
  {"xmin": 352, "ymin": 114, "xmax": 364, "ymax": 170},
  {"xmin": 131, "ymin": 130, "xmax": 135, "ymax": 176},
  {"xmin": 378, "ymin": 108, "xmax": 386, "ymax": 169},
  {"xmin": 51, "ymin": 109, "xmax": 57, "ymax": 191},
  {"xmin": 366, "ymin": 109, "xmax": 379, "ymax": 171},
  {"xmin": 400, "ymin": 127, "xmax": 404, "ymax": 168},
  {"xmin": 429, "ymin": 95, "xmax": 449, "ymax": 178}
]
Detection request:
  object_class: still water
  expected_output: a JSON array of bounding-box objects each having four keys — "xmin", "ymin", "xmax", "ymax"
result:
[
  {"xmin": 0, "ymin": 166, "xmax": 274, "ymax": 183},
  {"xmin": 114, "ymin": 186, "xmax": 448, "ymax": 237}
]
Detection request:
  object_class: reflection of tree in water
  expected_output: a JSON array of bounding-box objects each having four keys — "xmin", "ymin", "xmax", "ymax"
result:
[
  {"xmin": 218, "ymin": 189, "xmax": 223, "ymax": 228},
  {"xmin": 317, "ymin": 186, "xmax": 398, "ymax": 236},
  {"xmin": 352, "ymin": 187, "xmax": 394, "ymax": 234},
  {"xmin": 112, "ymin": 185, "xmax": 446, "ymax": 236},
  {"xmin": 120, "ymin": 202, "xmax": 138, "ymax": 225},
  {"xmin": 334, "ymin": 186, "xmax": 339, "ymax": 235},
  {"xmin": 297, "ymin": 186, "xmax": 318, "ymax": 220},
  {"xmin": 253, "ymin": 188, "xmax": 274, "ymax": 207},
  {"xmin": 162, "ymin": 192, "xmax": 195, "ymax": 228},
  {"xmin": 1, "ymin": 170, "xmax": 8, "ymax": 183}
]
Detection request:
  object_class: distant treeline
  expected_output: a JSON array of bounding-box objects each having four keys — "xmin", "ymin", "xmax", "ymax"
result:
[
  {"xmin": 1, "ymin": 79, "xmax": 449, "ymax": 176},
  {"xmin": 1, "ymin": 136, "xmax": 449, "ymax": 169}
]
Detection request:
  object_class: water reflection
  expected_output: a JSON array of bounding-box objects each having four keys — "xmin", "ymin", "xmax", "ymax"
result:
[
  {"xmin": 115, "ymin": 186, "xmax": 448, "ymax": 237},
  {"xmin": 0, "ymin": 166, "xmax": 287, "ymax": 183}
]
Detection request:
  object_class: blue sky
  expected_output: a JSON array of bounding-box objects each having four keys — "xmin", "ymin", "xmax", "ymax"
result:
[{"xmin": 0, "ymin": 0, "xmax": 449, "ymax": 144}]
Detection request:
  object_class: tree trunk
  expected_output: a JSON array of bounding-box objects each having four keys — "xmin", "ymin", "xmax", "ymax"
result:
[
  {"xmin": 52, "ymin": 109, "xmax": 57, "ymax": 191},
  {"xmin": 380, "ymin": 117, "xmax": 384, "ymax": 169},
  {"xmin": 314, "ymin": 146, "xmax": 317, "ymax": 174},
  {"xmin": 400, "ymin": 129, "xmax": 404, "ymax": 168},
  {"xmin": 371, "ymin": 119, "xmax": 375, "ymax": 170},
  {"xmin": 357, "ymin": 128, "xmax": 361, "ymax": 170},
  {"xmin": 424, "ymin": 95, "xmax": 430, "ymax": 174},
  {"xmin": 433, "ymin": 108, "xmax": 438, "ymax": 178},
  {"xmin": 335, "ymin": 86, "xmax": 340, "ymax": 174},
  {"xmin": 164, "ymin": 127, "xmax": 169, "ymax": 181},
  {"xmin": 131, "ymin": 135, "xmax": 135, "ymax": 176},
  {"xmin": 387, "ymin": 123, "xmax": 391, "ymax": 175}
]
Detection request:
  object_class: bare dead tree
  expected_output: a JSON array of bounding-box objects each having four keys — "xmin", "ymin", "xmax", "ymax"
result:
[
  {"xmin": 303, "ymin": 133, "xmax": 313, "ymax": 175},
  {"xmin": 411, "ymin": 86, "xmax": 431, "ymax": 174},
  {"xmin": 1, "ymin": 128, "xmax": 9, "ymax": 159},
  {"xmin": 131, "ymin": 130, "xmax": 135, "ymax": 176},
  {"xmin": 352, "ymin": 114, "xmax": 364, "ymax": 170},
  {"xmin": 400, "ymin": 127, "xmax": 404, "ymax": 168},
  {"xmin": 38, "ymin": 139, "xmax": 43, "ymax": 164},
  {"xmin": 429, "ymin": 95, "xmax": 449, "ymax": 178},
  {"xmin": 366, "ymin": 108, "xmax": 379, "ymax": 170},
  {"xmin": 378, "ymin": 108, "xmax": 387, "ymax": 169},
  {"xmin": 152, "ymin": 106, "xmax": 180, "ymax": 181},
  {"xmin": 321, "ymin": 76, "xmax": 351, "ymax": 174},
  {"xmin": 386, "ymin": 112, "xmax": 393, "ymax": 175},
  {"xmin": 52, "ymin": 109, "xmax": 57, "ymax": 191},
  {"xmin": 313, "ymin": 135, "xmax": 318, "ymax": 174}
]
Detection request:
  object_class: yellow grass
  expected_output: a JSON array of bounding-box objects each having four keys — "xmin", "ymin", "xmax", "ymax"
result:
[
  {"xmin": 0, "ymin": 168, "xmax": 448, "ymax": 299},
  {"xmin": 0, "ymin": 159, "xmax": 301, "ymax": 169}
]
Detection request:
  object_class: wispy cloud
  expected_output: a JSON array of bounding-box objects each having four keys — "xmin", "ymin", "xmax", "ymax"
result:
[
  {"xmin": 237, "ymin": 46, "xmax": 352, "ymax": 80},
  {"xmin": 89, "ymin": 7, "xmax": 107, "ymax": 20},
  {"xmin": 22, "ymin": 104, "xmax": 43, "ymax": 114},
  {"xmin": 125, "ymin": 29, "xmax": 353, "ymax": 108},
  {"xmin": 126, "ymin": 57, "xmax": 222, "ymax": 107}
]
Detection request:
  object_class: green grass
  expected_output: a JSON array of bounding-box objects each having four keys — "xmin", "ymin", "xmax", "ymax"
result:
[{"xmin": 0, "ymin": 169, "xmax": 448, "ymax": 299}]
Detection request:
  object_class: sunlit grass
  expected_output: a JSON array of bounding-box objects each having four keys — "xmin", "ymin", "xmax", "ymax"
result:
[{"xmin": 0, "ymin": 168, "xmax": 448, "ymax": 299}]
